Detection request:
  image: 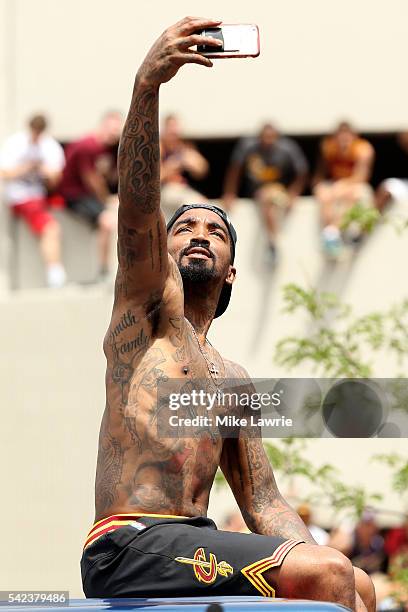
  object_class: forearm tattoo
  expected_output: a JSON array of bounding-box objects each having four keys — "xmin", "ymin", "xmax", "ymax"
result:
[
  {"xmin": 118, "ymin": 77, "xmax": 160, "ymax": 215},
  {"xmin": 242, "ymin": 437, "xmax": 314, "ymax": 543}
]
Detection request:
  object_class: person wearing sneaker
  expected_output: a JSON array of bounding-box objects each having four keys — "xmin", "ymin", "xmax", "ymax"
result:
[
  {"xmin": 59, "ymin": 111, "xmax": 123, "ymax": 282},
  {"xmin": 0, "ymin": 114, "xmax": 67, "ymax": 288},
  {"xmin": 313, "ymin": 121, "xmax": 375, "ymax": 258},
  {"xmin": 223, "ymin": 123, "xmax": 308, "ymax": 266}
]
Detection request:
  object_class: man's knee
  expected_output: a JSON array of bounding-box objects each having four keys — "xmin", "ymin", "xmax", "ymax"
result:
[
  {"xmin": 314, "ymin": 183, "xmax": 333, "ymax": 205},
  {"xmin": 275, "ymin": 544, "xmax": 355, "ymax": 605},
  {"xmin": 98, "ymin": 210, "xmax": 115, "ymax": 232},
  {"xmin": 354, "ymin": 567, "xmax": 376, "ymax": 612},
  {"xmin": 322, "ymin": 547, "xmax": 355, "ymax": 588}
]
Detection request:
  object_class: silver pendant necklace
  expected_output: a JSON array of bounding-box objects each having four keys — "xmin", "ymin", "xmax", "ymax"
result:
[{"xmin": 187, "ymin": 320, "xmax": 222, "ymax": 380}]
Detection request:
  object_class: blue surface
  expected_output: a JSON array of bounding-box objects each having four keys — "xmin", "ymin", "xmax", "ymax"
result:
[{"xmin": 0, "ymin": 598, "xmax": 350, "ymax": 612}]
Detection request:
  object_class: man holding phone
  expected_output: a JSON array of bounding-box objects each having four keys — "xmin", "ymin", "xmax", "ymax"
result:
[{"xmin": 81, "ymin": 18, "xmax": 374, "ymax": 611}]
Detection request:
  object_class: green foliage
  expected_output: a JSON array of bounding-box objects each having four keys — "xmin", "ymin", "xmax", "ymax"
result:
[
  {"xmin": 309, "ymin": 480, "xmax": 382, "ymax": 519},
  {"xmin": 330, "ymin": 200, "xmax": 408, "ymax": 241},
  {"xmin": 339, "ymin": 201, "xmax": 408, "ymax": 237},
  {"xmin": 265, "ymin": 439, "xmax": 383, "ymax": 519},
  {"xmin": 374, "ymin": 453, "xmax": 408, "ymax": 498},
  {"xmin": 389, "ymin": 552, "xmax": 408, "ymax": 606},
  {"xmin": 279, "ymin": 284, "xmax": 348, "ymax": 321},
  {"xmin": 215, "ymin": 438, "xmax": 383, "ymax": 520},
  {"xmin": 340, "ymin": 202, "xmax": 381, "ymax": 234},
  {"xmin": 275, "ymin": 284, "xmax": 408, "ymax": 377}
]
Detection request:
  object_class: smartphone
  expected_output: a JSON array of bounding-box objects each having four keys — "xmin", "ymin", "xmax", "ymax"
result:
[{"xmin": 197, "ymin": 24, "xmax": 260, "ymax": 58}]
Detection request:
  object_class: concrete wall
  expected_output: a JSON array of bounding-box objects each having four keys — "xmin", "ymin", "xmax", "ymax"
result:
[
  {"xmin": 9, "ymin": 210, "xmax": 100, "ymax": 289},
  {"xmin": 0, "ymin": 0, "xmax": 408, "ymax": 142},
  {"xmin": 1, "ymin": 199, "xmax": 408, "ymax": 596}
]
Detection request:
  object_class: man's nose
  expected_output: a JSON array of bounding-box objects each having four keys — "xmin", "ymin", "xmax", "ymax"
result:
[{"xmin": 190, "ymin": 231, "xmax": 210, "ymax": 246}]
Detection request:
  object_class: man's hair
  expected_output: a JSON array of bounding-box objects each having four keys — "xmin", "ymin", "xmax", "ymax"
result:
[
  {"xmin": 28, "ymin": 114, "xmax": 47, "ymax": 133},
  {"xmin": 164, "ymin": 113, "xmax": 178, "ymax": 123},
  {"xmin": 336, "ymin": 120, "xmax": 354, "ymax": 133},
  {"xmin": 260, "ymin": 121, "xmax": 278, "ymax": 132},
  {"xmin": 135, "ymin": 461, "xmax": 165, "ymax": 476}
]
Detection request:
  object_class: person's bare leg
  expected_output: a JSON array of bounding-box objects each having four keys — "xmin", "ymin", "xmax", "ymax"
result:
[
  {"xmin": 97, "ymin": 208, "xmax": 116, "ymax": 275},
  {"xmin": 39, "ymin": 219, "xmax": 66, "ymax": 288},
  {"xmin": 331, "ymin": 182, "xmax": 368, "ymax": 230},
  {"xmin": 39, "ymin": 219, "xmax": 62, "ymax": 265},
  {"xmin": 256, "ymin": 186, "xmax": 281, "ymax": 266},
  {"xmin": 259, "ymin": 199, "xmax": 279, "ymax": 244},
  {"xmin": 354, "ymin": 566, "xmax": 376, "ymax": 612},
  {"xmin": 266, "ymin": 543, "xmax": 365, "ymax": 611},
  {"xmin": 314, "ymin": 184, "xmax": 336, "ymax": 227},
  {"xmin": 375, "ymin": 184, "xmax": 392, "ymax": 213}
]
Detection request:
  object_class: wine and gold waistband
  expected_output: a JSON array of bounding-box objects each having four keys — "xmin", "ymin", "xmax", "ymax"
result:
[{"xmin": 84, "ymin": 513, "xmax": 188, "ymax": 549}]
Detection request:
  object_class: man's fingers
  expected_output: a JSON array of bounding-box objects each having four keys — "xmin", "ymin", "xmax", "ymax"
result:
[
  {"xmin": 176, "ymin": 16, "xmax": 222, "ymax": 35},
  {"xmin": 180, "ymin": 51, "xmax": 214, "ymax": 68},
  {"xmin": 178, "ymin": 34, "xmax": 223, "ymax": 50}
]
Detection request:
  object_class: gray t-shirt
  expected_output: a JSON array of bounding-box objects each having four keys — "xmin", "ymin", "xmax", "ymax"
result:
[{"xmin": 231, "ymin": 136, "xmax": 308, "ymax": 195}]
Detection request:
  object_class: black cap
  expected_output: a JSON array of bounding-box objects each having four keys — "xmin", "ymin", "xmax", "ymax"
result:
[{"xmin": 166, "ymin": 203, "xmax": 237, "ymax": 318}]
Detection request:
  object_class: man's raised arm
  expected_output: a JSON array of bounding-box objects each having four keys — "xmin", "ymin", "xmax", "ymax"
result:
[{"xmin": 115, "ymin": 18, "xmax": 222, "ymax": 299}]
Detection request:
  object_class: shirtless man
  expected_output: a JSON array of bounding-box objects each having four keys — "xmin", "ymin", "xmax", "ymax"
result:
[{"xmin": 81, "ymin": 18, "xmax": 375, "ymax": 611}]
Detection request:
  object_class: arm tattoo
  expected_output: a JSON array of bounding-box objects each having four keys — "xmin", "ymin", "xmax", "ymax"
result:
[
  {"xmin": 95, "ymin": 405, "xmax": 125, "ymax": 512},
  {"xmin": 148, "ymin": 228, "xmax": 154, "ymax": 270},
  {"xmin": 157, "ymin": 220, "xmax": 164, "ymax": 272},
  {"xmin": 242, "ymin": 437, "xmax": 315, "ymax": 543},
  {"xmin": 118, "ymin": 77, "xmax": 160, "ymax": 215}
]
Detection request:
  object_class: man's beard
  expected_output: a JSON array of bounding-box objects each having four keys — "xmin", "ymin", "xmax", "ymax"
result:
[{"xmin": 178, "ymin": 258, "xmax": 217, "ymax": 284}]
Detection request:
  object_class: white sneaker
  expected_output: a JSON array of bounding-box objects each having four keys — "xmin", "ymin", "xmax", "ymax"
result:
[
  {"xmin": 321, "ymin": 225, "xmax": 343, "ymax": 258},
  {"xmin": 46, "ymin": 264, "xmax": 67, "ymax": 289}
]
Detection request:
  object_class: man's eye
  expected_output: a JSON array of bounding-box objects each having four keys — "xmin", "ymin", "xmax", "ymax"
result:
[
  {"xmin": 212, "ymin": 231, "xmax": 224, "ymax": 239},
  {"xmin": 177, "ymin": 227, "xmax": 190, "ymax": 233}
]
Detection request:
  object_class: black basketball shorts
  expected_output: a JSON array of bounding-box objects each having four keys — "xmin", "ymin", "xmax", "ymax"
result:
[{"xmin": 81, "ymin": 513, "xmax": 304, "ymax": 598}]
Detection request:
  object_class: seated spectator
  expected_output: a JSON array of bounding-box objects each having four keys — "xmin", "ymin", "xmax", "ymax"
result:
[
  {"xmin": 59, "ymin": 111, "xmax": 122, "ymax": 281},
  {"xmin": 313, "ymin": 121, "xmax": 375, "ymax": 257},
  {"xmin": 160, "ymin": 114, "xmax": 209, "ymax": 219},
  {"xmin": 384, "ymin": 515, "xmax": 408, "ymax": 563},
  {"xmin": 0, "ymin": 114, "xmax": 66, "ymax": 288},
  {"xmin": 223, "ymin": 122, "xmax": 308, "ymax": 265},
  {"xmin": 297, "ymin": 503, "xmax": 329, "ymax": 545},
  {"xmin": 376, "ymin": 131, "xmax": 408, "ymax": 211},
  {"xmin": 350, "ymin": 509, "xmax": 386, "ymax": 575}
]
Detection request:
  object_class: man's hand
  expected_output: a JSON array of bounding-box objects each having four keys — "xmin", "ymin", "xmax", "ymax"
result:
[{"xmin": 137, "ymin": 17, "xmax": 223, "ymax": 88}]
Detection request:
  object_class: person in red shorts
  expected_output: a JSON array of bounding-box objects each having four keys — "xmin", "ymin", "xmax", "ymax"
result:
[
  {"xmin": 60, "ymin": 111, "xmax": 123, "ymax": 281},
  {"xmin": 0, "ymin": 114, "xmax": 66, "ymax": 288}
]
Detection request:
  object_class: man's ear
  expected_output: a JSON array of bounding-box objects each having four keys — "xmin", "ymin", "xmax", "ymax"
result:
[{"xmin": 225, "ymin": 265, "xmax": 236, "ymax": 286}]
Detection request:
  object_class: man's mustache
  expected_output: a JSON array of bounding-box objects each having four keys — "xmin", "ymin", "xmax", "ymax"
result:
[{"xmin": 180, "ymin": 242, "xmax": 214, "ymax": 259}]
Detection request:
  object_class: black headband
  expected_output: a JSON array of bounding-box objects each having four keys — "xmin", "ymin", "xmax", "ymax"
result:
[{"xmin": 166, "ymin": 203, "xmax": 237, "ymax": 263}]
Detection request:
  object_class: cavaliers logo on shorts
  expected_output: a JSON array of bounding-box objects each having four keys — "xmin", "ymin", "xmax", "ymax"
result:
[{"xmin": 175, "ymin": 547, "xmax": 234, "ymax": 584}]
